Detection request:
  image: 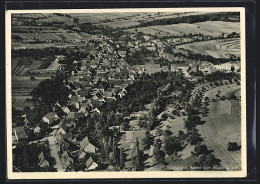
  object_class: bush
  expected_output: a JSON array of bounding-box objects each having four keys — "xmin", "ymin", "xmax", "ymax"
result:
[
  {"xmin": 193, "ymin": 144, "xmax": 210, "ymax": 156},
  {"xmin": 30, "ymin": 76, "xmax": 36, "ymax": 80},
  {"xmin": 220, "ymin": 96, "xmax": 226, "ymax": 101},
  {"xmin": 161, "ymin": 113, "xmax": 168, "ymax": 121},
  {"xmin": 212, "ymin": 98, "xmax": 217, "ymax": 102},
  {"xmin": 214, "ymin": 81, "xmax": 219, "ymax": 86},
  {"xmin": 227, "ymin": 142, "xmax": 240, "ymax": 151}
]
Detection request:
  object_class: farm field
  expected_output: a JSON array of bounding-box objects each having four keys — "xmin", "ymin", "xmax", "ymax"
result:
[
  {"xmin": 102, "ymin": 20, "xmax": 140, "ymax": 28},
  {"xmin": 38, "ymin": 14, "xmax": 74, "ymax": 25},
  {"xmin": 12, "ymin": 76, "xmax": 51, "ymax": 110},
  {"xmin": 12, "ymin": 43, "xmax": 56, "ymax": 50},
  {"xmin": 12, "ymin": 99, "xmax": 35, "ymax": 110},
  {"xmin": 126, "ymin": 21, "xmax": 240, "ymax": 37},
  {"xmin": 12, "ymin": 32, "xmax": 85, "ymax": 42},
  {"xmin": 12, "ymin": 58, "xmax": 45, "ymax": 74},
  {"xmin": 98, "ymin": 12, "xmax": 212, "ymax": 28},
  {"xmin": 176, "ymin": 38, "xmax": 240, "ymax": 58},
  {"xmin": 197, "ymin": 84, "xmax": 241, "ymax": 170},
  {"xmin": 12, "ymin": 13, "xmax": 50, "ymax": 18},
  {"xmin": 12, "ymin": 42, "xmax": 89, "ymax": 50}
]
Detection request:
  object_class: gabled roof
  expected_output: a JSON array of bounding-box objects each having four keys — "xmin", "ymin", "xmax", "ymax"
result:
[
  {"xmin": 34, "ymin": 126, "xmax": 41, "ymax": 132},
  {"xmin": 71, "ymin": 137, "xmax": 81, "ymax": 146},
  {"xmin": 64, "ymin": 133, "xmax": 72, "ymax": 140},
  {"xmin": 83, "ymin": 143, "xmax": 98, "ymax": 153},
  {"xmin": 62, "ymin": 151, "xmax": 69, "ymax": 160},
  {"xmin": 44, "ymin": 112, "xmax": 57, "ymax": 121},
  {"xmin": 71, "ymin": 96, "xmax": 77, "ymax": 102},
  {"xmin": 38, "ymin": 151, "xmax": 45, "ymax": 162},
  {"xmin": 80, "ymin": 136, "xmax": 89, "ymax": 149},
  {"xmin": 58, "ymin": 137, "xmax": 64, "ymax": 146},
  {"xmin": 103, "ymin": 91, "xmax": 113, "ymax": 97},
  {"xmin": 74, "ymin": 112, "xmax": 84, "ymax": 119},
  {"xmin": 78, "ymin": 149, "xmax": 86, "ymax": 158},
  {"xmin": 38, "ymin": 151, "xmax": 49, "ymax": 166},
  {"xmin": 77, "ymin": 96, "xmax": 83, "ymax": 103},
  {"xmin": 60, "ymin": 121, "xmax": 67, "ymax": 132},
  {"xmin": 97, "ymin": 83, "xmax": 104, "ymax": 89},
  {"xmin": 80, "ymin": 103, "xmax": 87, "ymax": 109},
  {"xmin": 67, "ymin": 112, "xmax": 75, "ymax": 120},
  {"xmin": 86, "ymin": 156, "xmax": 94, "ymax": 168},
  {"xmin": 14, "ymin": 126, "xmax": 26, "ymax": 140}
]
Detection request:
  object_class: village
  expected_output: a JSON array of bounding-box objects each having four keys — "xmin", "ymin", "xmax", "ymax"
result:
[{"xmin": 12, "ymin": 12, "xmax": 242, "ymax": 172}]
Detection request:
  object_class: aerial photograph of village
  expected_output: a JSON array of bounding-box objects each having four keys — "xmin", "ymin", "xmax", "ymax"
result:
[{"xmin": 11, "ymin": 10, "xmax": 242, "ymax": 173}]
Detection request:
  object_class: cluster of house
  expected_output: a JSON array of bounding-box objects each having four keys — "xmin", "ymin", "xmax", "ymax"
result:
[
  {"xmin": 50, "ymin": 120, "xmax": 99, "ymax": 171},
  {"xmin": 127, "ymin": 40, "xmax": 157, "ymax": 52},
  {"xmin": 26, "ymin": 109, "xmax": 100, "ymax": 171},
  {"xmin": 165, "ymin": 35, "xmax": 213, "ymax": 45},
  {"xmin": 65, "ymin": 59, "xmax": 133, "ymax": 115},
  {"xmin": 161, "ymin": 52, "xmax": 197, "ymax": 63},
  {"xmin": 190, "ymin": 61, "xmax": 241, "ymax": 75},
  {"xmin": 37, "ymin": 121, "xmax": 100, "ymax": 171},
  {"xmin": 129, "ymin": 60, "xmax": 169, "ymax": 75},
  {"xmin": 169, "ymin": 60, "xmax": 241, "ymax": 79}
]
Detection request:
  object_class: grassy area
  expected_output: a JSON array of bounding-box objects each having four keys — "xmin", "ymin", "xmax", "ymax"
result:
[{"xmin": 197, "ymin": 83, "xmax": 241, "ymax": 170}]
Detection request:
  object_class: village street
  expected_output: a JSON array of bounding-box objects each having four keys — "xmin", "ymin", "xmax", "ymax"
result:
[{"xmin": 48, "ymin": 136, "xmax": 64, "ymax": 172}]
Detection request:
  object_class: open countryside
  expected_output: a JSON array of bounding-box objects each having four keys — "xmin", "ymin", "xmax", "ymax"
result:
[{"xmin": 11, "ymin": 10, "xmax": 243, "ymax": 175}]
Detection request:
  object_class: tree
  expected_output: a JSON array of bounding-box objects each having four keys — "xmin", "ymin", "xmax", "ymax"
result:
[
  {"xmin": 193, "ymin": 144, "xmax": 210, "ymax": 156},
  {"xmin": 163, "ymin": 135, "xmax": 183, "ymax": 155},
  {"xmin": 119, "ymin": 147, "xmax": 126, "ymax": 170},
  {"xmin": 73, "ymin": 17, "xmax": 79, "ymax": 25},
  {"xmin": 184, "ymin": 115, "xmax": 203, "ymax": 131},
  {"xmin": 107, "ymin": 111, "xmax": 115, "ymax": 126},
  {"xmin": 194, "ymin": 153, "xmax": 221, "ymax": 169},
  {"xmin": 187, "ymin": 130, "xmax": 204, "ymax": 145},
  {"xmin": 178, "ymin": 130, "xmax": 185, "ymax": 140},
  {"xmin": 30, "ymin": 76, "xmax": 36, "ymax": 80},
  {"xmin": 227, "ymin": 142, "xmax": 240, "ymax": 151},
  {"xmin": 142, "ymin": 131, "xmax": 153, "ymax": 150},
  {"xmin": 110, "ymin": 138, "xmax": 120, "ymax": 169},
  {"xmin": 132, "ymin": 138, "xmax": 145, "ymax": 171},
  {"xmin": 153, "ymin": 139, "xmax": 165, "ymax": 164},
  {"xmin": 163, "ymin": 129, "xmax": 173, "ymax": 137}
]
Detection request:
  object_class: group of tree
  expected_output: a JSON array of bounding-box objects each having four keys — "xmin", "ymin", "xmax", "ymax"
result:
[
  {"xmin": 142, "ymin": 131, "xmax": 154, "ymax": 150},
  {"xmin": 163, "ymin": 129, "xmax": 184, "ymax": 157},
  {"xmin": 184, "ymin": 114, "xmax": 205, "ymax": 131},
  {"xmin": 193, "ymin": 153, "xmax": 222, "ymax": 170},
  {"xmin": 100, "ymin": 73, "xmax": 169, "ymax": 118},
  {"xmin": 205, "ymin": 71, "xmax": 239, "ymax": 82},
  {"xmin": 227, "ymin": 142, "xmax": 241, "ymax": 151},
  {"xmin": 125, "ymin": 46, "xmax": 158, "ymax": 65},
  {"xmin": 79, "ymin": 22, "xmax": 115, "ymax": 36},
  {"xmin": 153, "ymin": 139, "xmax": 166, "ymax": 164},
  {"xmin": 132, "ymin": 138, "xmax": 146, "ymax": 171},
  {"xmin": 126, "ymin": 12, "xmax": 239, "ymax": 29},
  {"xmin": 13, "ymin": 142, "xmax": 57, "ymax": 172},
  {"xmin": 30, "ymin": 73, "xmax": 72, "ymax": 117}
]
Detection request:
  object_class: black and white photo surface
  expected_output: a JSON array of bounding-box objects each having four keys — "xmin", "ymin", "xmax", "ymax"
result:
[{"xmin": 6, "ymin": 8, "xmax": 246, "ymax": 179}]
